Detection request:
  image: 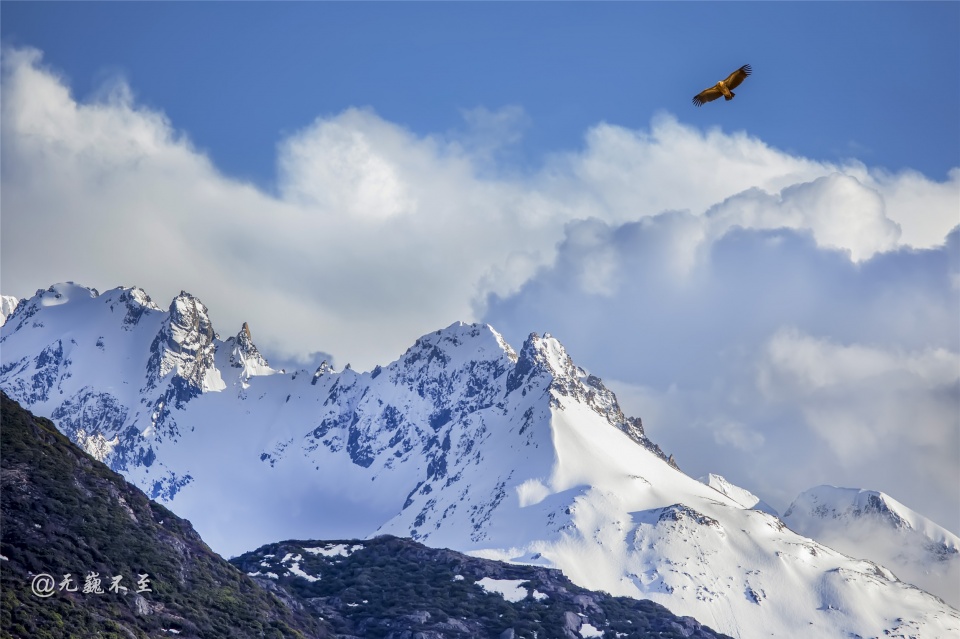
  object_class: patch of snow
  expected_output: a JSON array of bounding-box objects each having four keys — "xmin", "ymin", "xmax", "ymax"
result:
[
  {"xmin": 287, "ymin": 561, "xmax": 319, "ymax": 582},
  {"xmin": 245, "ymin": 570, "xmax": 278, "ymax": 579},
  {"xmin": 278, "ymin": 552, "xmax": 320, "ymax": 582},
  {"xmin": 580, "ymin": 622, "xmax": 603, "ymax": 638},
  {"xmin": 476, "ymin": 577, "xmax": 528, "ymax": 603},
  {"xmin": 202, "ymin": 366, "xmax": 226, "ymax": 393},
  {"xmin": 77, "ymin": 429, "xmax": 120, "ymax": 462},
  {"xmin": 303, "ymin": 544, "xmax": 363, "ymax": 558}
]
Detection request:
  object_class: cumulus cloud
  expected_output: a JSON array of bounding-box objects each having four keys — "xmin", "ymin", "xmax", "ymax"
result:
[
  {"xmin": 878, "ymin": 167, "xmax": 960, "ymax": 248},
  {"xmin": 0, "ymin": 48, "xmax": 556, "ymax": 368},
  {"xmin": 705, "ymin": 175, "xmax": 902, "ymax": 261},
  {"xmin": 757, "ymin": 329, "xmax": 959, "ymax": 527},
  {"xmin": 2, "ymin": 47, "xmax": 958, "ymax": 530},
  {"xmin": 277, "ymin": 108, "xmax": 418, "ymax": 219},
  {"xmin": 761, "ymin": 327, "xmax": 958, "ymax": 447}
]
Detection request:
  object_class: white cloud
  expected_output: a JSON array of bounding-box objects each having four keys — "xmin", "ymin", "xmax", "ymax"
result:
[
  {"xmin": 759, "ymin": 328, "xmax": 958, "ymax": 458},
  {"xmin": 485, "ymin": 220, "xmax": 959, "ymax": 530},
  {"xmin": 1, "ymin": 48, "xmax": 560, "ymax": 369},
  {"xmin": 760, "ymin": 328, "xmax": 958, "ymax": 394},
  {"xmin": 705, "ymin": 174, "xmax": 902, "ymax": 261},
  {"xmin": 277, "ymin": 108, "xmax": 417, "ymax": 219},
  {"xmin": 708, "ymin": 418, "xmax": 765, "ymax": 453},
  {"xmin": 878, "ymin": 167, "xmax": 960, "ymax": 248},
  {"xmin": 550, "ymin": 114, "xmax": 839, "ymax": 225},
  {"xmin": 2, "ymin": 47, "xmax": 958, "ymax": 530}
]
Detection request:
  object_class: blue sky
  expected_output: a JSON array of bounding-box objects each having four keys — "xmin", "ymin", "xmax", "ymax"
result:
[
  {"xmin": 1, "ymin": 3, "xmax": 958, "ymax": 532},
  {"xmin": 3, "ymin": 2, "xmax": 958, "ymax": 185}
]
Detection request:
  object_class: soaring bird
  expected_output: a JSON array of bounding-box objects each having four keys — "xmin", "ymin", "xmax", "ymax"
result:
[{"xmin": 692, "ymin": 64, "xmax": 752, "ymax": 107}]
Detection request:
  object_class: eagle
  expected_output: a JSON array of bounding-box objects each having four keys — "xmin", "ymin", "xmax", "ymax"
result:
[{"xmin": 692, "ymin": 64, "xmax": 752, "ymax": 107}]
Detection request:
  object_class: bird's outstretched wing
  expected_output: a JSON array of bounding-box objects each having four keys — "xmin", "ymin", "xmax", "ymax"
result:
[
  {"xmin": 692, "ymin": 87, "xmax": 724, "ymax": 107},
  {"xmin": 723, "ymin": 64, "xmax": 752, "ymax": 90}
]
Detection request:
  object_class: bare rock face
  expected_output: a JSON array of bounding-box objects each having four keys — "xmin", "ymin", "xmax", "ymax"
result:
[
  {"xmin": 145, "ymin": 291, "xmax": 222, "ymax": 403},
  {"xmin": 562, "ymin": 610, "xmax": 582, "ymax": 638}
]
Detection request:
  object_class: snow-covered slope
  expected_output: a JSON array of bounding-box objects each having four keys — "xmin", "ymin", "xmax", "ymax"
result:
[
  {"xmin": 784, "ymin": 485, "xmax": 960, "ymax": 609},
  {"xmin": 0, "ymin": 283, "xmax": 280, "ymax": 497},
  {"xmin": 2, "ymin": 282, "xmax": 957, "ymax": 638},
  {"xmin": 698, "ymin": 473, "xmax": 778, "ymax": 515}
]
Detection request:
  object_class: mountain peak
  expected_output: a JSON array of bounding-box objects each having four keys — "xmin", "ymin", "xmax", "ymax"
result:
[
  {"xmin": 506, "ymin": 331, "xmax": 661, "ymax": 454},
  {"xmin": 227, "ymin": 321, "xmax": 274, "ymax": 386},
  {"xmin": 407, "ymin": 321, "xmax": 518, "ymax": 360},
  {"xmin": 784, "ymin": 486, "xmax": 960, "ymax": 546},
  {"xmin": 784, "ymin": 485, "xmax": 909, "ymax": 527},
  {"xmin": 312, "ymin": 360, "xmax": 336, "ymax": 382},
  {"xmin": 516, "ymin": 331, "xmax": 574, "ymax": 372},
  {"xmin": 0, "ymin": 295, "xmax": 21, "ymax": 328},
  {"xmin": 698, "ymin": 473, "xmax": 778, "ymax": 515},
  {"xmin": 783, "ymin": 484, "xmax": 960, "ymax": 607},
  {"xmin": 40, "ymin": 281, "xmax": 99, "ymax": 302},
  {"xmin": 112, "ymin": 286, "xmax": 161, "ymax": 330},
  {"xmin": 121, "ymin": 285, "xmax": 160, "ymax": 309},
  {"xmin": 144, "ymin": 291, "xmax": 224, "ymax": 402},
  {"xmin": 2, "ymin": 283, "xmax": 95, "ymax": 333}
]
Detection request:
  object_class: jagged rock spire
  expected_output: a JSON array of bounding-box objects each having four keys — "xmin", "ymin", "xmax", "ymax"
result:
[
  {"xmin": 145, "ymin": 292, "xmax": 223, "ymax": 402},
  {"xmin": 229, "ymin": 321, "xmax": 273, "ymax": 386}
]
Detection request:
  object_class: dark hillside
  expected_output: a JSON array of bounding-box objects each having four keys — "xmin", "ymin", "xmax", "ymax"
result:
[
  {"xmin": 232, "ymin": 536, "xmax": 732, "ymax": 638},
  {"xmin": 0, "ymin": 391, "xmax": 326, "ymax": 639}
]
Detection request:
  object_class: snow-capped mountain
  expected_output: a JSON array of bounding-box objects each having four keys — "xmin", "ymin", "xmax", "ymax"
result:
[
  {"xmin": 1, "ymin": 282, "xmax": 957, "ymax": 638},
  {"xmin": 698, "ymin": 473, "xmax": 778, "ymax": 516},
  {"xmin": 0, "ymin": 295, "xmax": 20, "ymax": 327},
  {"xmin": 783, "ymin": 485, "xmax": 960, "ymax": 609}
]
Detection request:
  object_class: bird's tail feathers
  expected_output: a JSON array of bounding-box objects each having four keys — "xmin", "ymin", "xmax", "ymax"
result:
[{"xmin": 725, "ymin": 92, "xmax": 735, "ymax": 101}]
